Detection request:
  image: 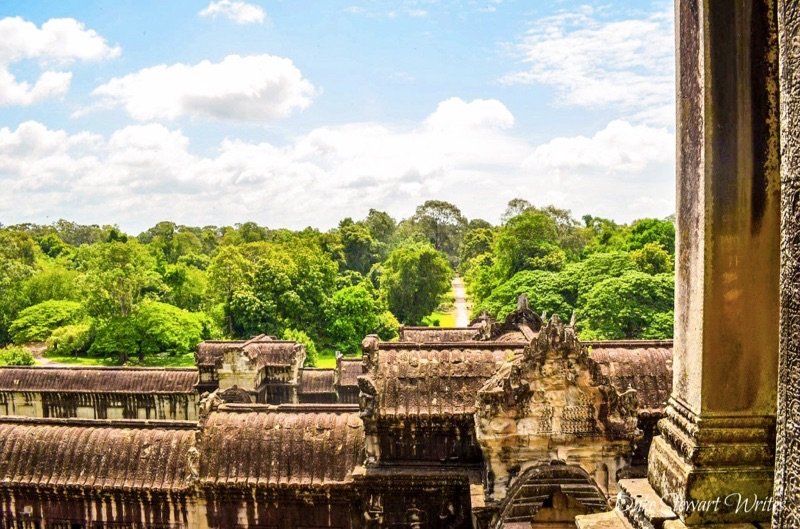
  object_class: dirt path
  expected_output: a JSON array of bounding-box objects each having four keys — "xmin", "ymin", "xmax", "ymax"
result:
[{"xmin": 452, "ymin": 276, "xmax": 470, "ymax": 327}]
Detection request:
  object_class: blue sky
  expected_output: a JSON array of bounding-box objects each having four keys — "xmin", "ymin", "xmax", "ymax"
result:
[{"xmin": 0, "ymin": 0, "xmax": 675, "ymax": 232}]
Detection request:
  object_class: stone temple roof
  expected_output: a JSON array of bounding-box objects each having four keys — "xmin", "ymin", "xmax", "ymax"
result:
[
  {"xmin": 337, "ymin": 358, "xmax": 362, "ymax": 387},
  {"xmin": 0, "ymin": 366, "xmax": 198, "ymax": 394},
  {"xmin": 367, "ymin": 342, "xmax": 519, "ymax": 419},
  {"xmin": 195, "ymin": 336, "xmax": 303, "ymax": 369},
  {"xmin": 398, "ymin": 326, "xmax": 479, "ymax": 343},
  {"xmin": 586, "ymin": 340, "xmax": 673, "ymax": 415},
  {"xmin": 199, "ymin": 406, "xmax": 364, "ymax": 488},
  {"xmin": 0, "ymin": 418, "xmax": 194, "ymax": 491},
  {"xmin": 299, "ymin": 369, "xmax": 336, "ymax": 395}
]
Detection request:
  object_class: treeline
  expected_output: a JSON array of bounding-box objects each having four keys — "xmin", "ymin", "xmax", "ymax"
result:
[
  {"xmin": 462, "ymin": 199, "xmax": 675, "ymax": 340},
  {"xmin": 0, "ymin": 199, "xmax": 675, "ymax": 366}
]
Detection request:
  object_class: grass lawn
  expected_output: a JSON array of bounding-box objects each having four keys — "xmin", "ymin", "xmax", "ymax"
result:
[
  {"xmin": 315, "ymin": 354, "xmax": 338, "ymax": 369},
  {"xmin": 40, "ymin": 351, "xmax": 195, "ymax": 368},
  {"xmin": 422, "ymin": 310, "xmax": 457, "ymax": 327}
]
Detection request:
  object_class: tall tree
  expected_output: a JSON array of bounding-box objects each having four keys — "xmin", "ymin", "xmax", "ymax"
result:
[
  {"xmin": 501, "ymin": 198, "xmax": 534, "ymax": 223},
  {"xmin": 207, "ymin": 246, "xmax": 254, "ymax": 335},
  {"xmin": 380, "ymin": 242, "xmax": 452, "ymax": 324},
  {"xmin": 494, "ymin": 209, "xmax": 564, "ymax": 277},
  {"xmin": 410, "ymin": 200, "xmax": 467, "ymax": 265},
  {"xmin": 229, "ymin": 242, "xmax": 337, "ymax": 338},
  {"xmin": 580, "ymin": 271, "xmax": 674, "ymax": 340},
  {"xmin": 338, "ymin": 219, "xmax": 380, "ymax": 274},
  {"xmin": 77, "ymin": 240, "xmax": 163, "ymax": 319}
]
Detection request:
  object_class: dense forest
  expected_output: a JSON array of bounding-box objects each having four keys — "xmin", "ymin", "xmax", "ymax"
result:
[{"xmin": 0, "ymin": 199, "xmax": 674, "ymax": 367}]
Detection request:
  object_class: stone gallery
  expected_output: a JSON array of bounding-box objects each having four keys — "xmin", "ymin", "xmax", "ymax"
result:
[{"xmin": 0, "ymin": 306, "xmax": 673, "ymax": 528}]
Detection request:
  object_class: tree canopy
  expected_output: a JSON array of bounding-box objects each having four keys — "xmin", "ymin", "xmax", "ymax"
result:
[{"xmin": 0, "ymin": 200, "xmax": 676, "ymax": 365}]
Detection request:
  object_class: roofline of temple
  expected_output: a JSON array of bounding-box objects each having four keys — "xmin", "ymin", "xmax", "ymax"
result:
[
  {"xmin": 0, "ymin": 365, "xmax": 198, "ymax": 372},
  {"xmin": 583, "ymin": 339, "xmax": 674, "ymax": 347},
  {"xmin": 0, "ymin": 415, "xmax": 197, "ymax": 429},
  {"xmin": 377, "ymin": 341, "xmax": 529, "ymax": 349},
  {"xmin": 217, "ymin": 403, "xmax": 360, "ymax": 413}
]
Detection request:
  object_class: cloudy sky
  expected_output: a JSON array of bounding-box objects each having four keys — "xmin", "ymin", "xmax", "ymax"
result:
[{"xmin": 0, "ymin": 0, "xmax": 675, "ymax": 232}]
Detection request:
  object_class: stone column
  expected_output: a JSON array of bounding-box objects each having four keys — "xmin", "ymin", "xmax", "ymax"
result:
[
  {"xmin": 645, "ymin": 0, "xmax": 781, "ymax": 525},
  {"xmin": 774, "ymin": 1, "xmax": 800, "ymax": 527}
]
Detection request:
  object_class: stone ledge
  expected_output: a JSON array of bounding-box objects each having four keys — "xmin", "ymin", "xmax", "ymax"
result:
[
  {"xmin": 618, "ymin": 478, "xmax": 677, "ymax": 527},
  {"xmin": 575, "ymin": 510, "xmax": 631, "ymax": 529}
]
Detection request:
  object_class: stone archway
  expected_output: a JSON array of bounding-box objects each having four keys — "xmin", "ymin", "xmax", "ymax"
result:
[{"xmin": 494, "ymin": 462, "xmax": 609, "ymax": 528}]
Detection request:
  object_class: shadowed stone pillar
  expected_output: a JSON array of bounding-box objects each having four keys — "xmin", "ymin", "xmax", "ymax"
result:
[
  {"xmin": 774, "ymin": 1, "xmax": 800, "ymax": 527},
  {"xmin": 645, "ymin": 0, "xmax": 781, "ymax": 525}
]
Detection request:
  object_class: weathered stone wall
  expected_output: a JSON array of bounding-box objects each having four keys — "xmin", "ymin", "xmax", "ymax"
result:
[{"xmin": 775, "ymin": 0, "xmax": 800, "ymax": 526}]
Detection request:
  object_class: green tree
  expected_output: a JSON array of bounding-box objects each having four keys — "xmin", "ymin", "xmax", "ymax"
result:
[
  {"xmin": 494, "ymin": 210, "xmax": 564, "ymax": 277},
  {"xmin": 162, "ymin": 262, "xmax": 209, "ymax": 311},
  {"xmin": 325, "ymin": 285, "xmax": 392, "ymax": 355},
  {"xmin": 626, "ymin": 218, "xmax": 675, "ymax": 254},
  {"xmin": 22, "ymin": 264, "xmax": 80, "ymax": 305},
  {"xmin": 558, "ymin": 251, "xmax": 638, "ymax": 307},
  {"xmin": 9, "ymin": 300, "xmax": 85, "ymax": 344},
  {"xmin": 459, "ymin": 227, "xmax": 495, "ymax": 267},
  {"xmin": 46, "ymin": 323, "xmax": 94, "ymax": 357},
  {"xmin": 0, "ymin": 231, "xmax": 37, "ymax": 344},
  {"xmin": 0, "ymin": 346, "xmax": 35, "ymax": 366},
  {"xmin": 364, "ymin": 209, "xmax": 397, "ymax": 246},
  {"xmin": 582, "ymin": 216, "xmax": 628, "ymax": 254},
  {"xmin": 90, "ymin": 301, "xmax": 210, "ymax": 363},
  {"xmin": 410, "ymin": 200, "xmax": 467, "ymax": 265},
  {"xmin": 230, "ymin": 242, "xmax": 337, "ymax": 338},
  {"xmin": 207, "ymin": 246, "xmax": 254, "ymax": 335},
  {"xmin": 631, "ymin": 242, "xmax": 674, "ymax": 274},
  {"xmin": 138, "ymin": 221, "xmax": 202, "ymax": 263},
  {"xmin": 501, "ymin": 198, "xmax": 534, "ymax": 223},
  {"xmin": 282, "ymin": 328, "xmax": 319, "ymax": 367},
  {"xmin": 580, "ymin": 271, "xmax": 674, "ymax": 339},
  {"xmin": 338, "ymin": 219, "xmax": 380, "ymax": 274},
  {"xmin": 380, "ymin": 242, "xmax": 452, "ymax": 324},
  {"xmin": 77, "ymin": 240, "xmax": 163, "ymax": 319},
  {"xmin": 478, "ymin": 270, "xmax": 574, "ymax": 321}
]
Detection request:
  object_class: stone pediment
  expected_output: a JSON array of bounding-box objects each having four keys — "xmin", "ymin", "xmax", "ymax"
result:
[{"xmin": 475, "ymin": 314, "xmax": 643, "ymax": 504}]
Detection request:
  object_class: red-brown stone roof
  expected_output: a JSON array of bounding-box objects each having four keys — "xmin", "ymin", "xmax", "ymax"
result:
[
  {"xmin": 195, "ymin": 337, "xmax": 303, "ymax": 369},
  {"xmin": 0, "ymin": 366, "xmax": 198, "ymax": 394},
  {"xmin": 586, "ymin": 340, "xmax": 673, "ymax": 415},
  {"xmin": 199, "ymin": 407, "xmax": 364, "ymax": 487},
  {"xmin": 398, "ymin": 326, "xmax": 479, "ymax": 343},
  {"xmin": 195, "ymin": 340, "xmax": 245, "ymax": 366},
  {"xmin": 337, "ymin": 358, "xmax": 363, "ymax": 387},
  {"xmin": 0, "ymin": 418, "xmax": 194, "ymax": 491},
  {"xmin": 299, "ymin": 369, "xmax": 336, "ymax": 395},
  {"xmin": 369, "ymin": 342, "xmax": 519, "ymax": 418}
]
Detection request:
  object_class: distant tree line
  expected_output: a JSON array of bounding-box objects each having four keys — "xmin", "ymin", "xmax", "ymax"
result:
[{"xmin": 0, "ymin": 199, "xmax": 675, "ymax": 366}]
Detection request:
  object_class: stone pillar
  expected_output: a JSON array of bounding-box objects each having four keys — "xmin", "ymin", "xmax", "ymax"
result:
[
  {"xmin": 645, "ymin": 0, "xmax": 781, "ymax": 525},
  {"xmin": 774, "ymin": 1, "xmax": 800, "ymax": 527}
]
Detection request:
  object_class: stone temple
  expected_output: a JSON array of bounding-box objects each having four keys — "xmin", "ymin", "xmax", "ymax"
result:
[
  {"xmin": 0, "ymin": 307, "xmax": 673, "ymax": 528},
  {"xmin": 4, "ymin": 0, "xmax": 800, "ymax": 527}
]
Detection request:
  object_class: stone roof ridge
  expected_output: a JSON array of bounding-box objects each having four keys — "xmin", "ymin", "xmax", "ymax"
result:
[
  {"xmin": 582, "ymin": 339, "xmax": 675, "ymax": 347},
  {"xmin": 0, "ymin": 365, "xmax": 198, "ymax": 371},
  {"xmin": 375, "ymin": 340, "xmax": 530, "ymax": 349},
  {"xmin": 0, "ymin": 415, "xmax": 196, "ymax": 429},
  {"xmin": 0, "ymin": 366, "xmax": 199, "ymax": 394},
  {"xmin": 217, "ymin": 402, "xmax": 361, "ymax": 413}
]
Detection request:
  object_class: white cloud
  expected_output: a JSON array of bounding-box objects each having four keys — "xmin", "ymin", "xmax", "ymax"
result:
[
  {"xmin": 502, "ymin": 6, "xmax": 674, "ymax": 125},
  {"xmin": 525, "ymin": 119, "xmax": 672, "ymax": 173},
  {"xmin": 0, "ymin": 16, "xmax": 119, "ymax": 106},
  {"xmin": 0, "ymin": 99, "xmax": 674, "ymax": 231},
  {"xmin": 199, "ymin": 1, "xmax": 266, "ymax": 25},
  {"xmin": 84, "ymin": 54, "xmax": 316, "ymax": 122}
]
